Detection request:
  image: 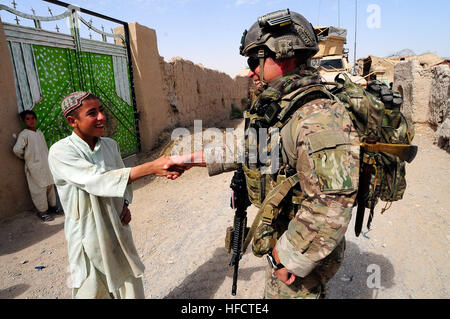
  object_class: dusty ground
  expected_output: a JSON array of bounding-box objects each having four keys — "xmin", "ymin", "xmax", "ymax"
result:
[{"xmin": 0, "ymin": 120, "xmax": 448, "ymax": 299}]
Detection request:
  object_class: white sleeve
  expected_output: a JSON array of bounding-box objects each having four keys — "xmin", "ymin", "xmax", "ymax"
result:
[
  {"xmin": 13, "ymin": 131, "xmax": 27, "ymax": 159},
  {"xmin": 48, "ymin": 142, "xmax": 131, "ymax": 198}
]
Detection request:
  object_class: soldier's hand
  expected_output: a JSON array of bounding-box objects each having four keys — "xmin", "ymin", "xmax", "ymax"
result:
[
  {"xmin": 273, "ymin": 247, "xmax": 296, "ymax": 285},
  {"xmin": 274, "ymin": 268, "xmax": 296, "ymax": 285},
  {"xmin": 153, "ymin": 155, "xmax": 184, "ymax": 179}
]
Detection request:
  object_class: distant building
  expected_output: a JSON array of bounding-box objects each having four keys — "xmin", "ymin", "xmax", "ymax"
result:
[{"xmin": 357, "ymin": 53, "xmax": 447, "ymax": 86}]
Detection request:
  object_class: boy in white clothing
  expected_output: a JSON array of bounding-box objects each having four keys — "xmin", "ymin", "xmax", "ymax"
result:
[
  {"xmin": 48, "ymin": 92, "xmax": 183, "ymax": 299},
  {"xmin": 13, "ymin": 110, "xmax": 62, "ymax": 222}
]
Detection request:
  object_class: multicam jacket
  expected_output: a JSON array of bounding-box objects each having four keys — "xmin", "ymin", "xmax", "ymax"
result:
[{"xmin": 206, "ymin": 68, "xmax": 360, "ymax": 278}]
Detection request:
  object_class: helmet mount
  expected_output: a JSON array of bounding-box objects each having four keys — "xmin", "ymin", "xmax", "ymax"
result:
[{"xmin": 240, "ymin": 9, "xmax": 319, "ymax": 63}]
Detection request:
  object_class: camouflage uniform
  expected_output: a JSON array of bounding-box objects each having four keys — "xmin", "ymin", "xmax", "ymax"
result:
[
  {"xmin": 205, "ymin": 9, "xmax": 360, "ymax": 299},
  {"xmin": 265, "ymin": 71, "xmax": 359, "ymax": 298},
  {"xmin": 206, "ymin": 67, "xmax": 360, "ymax": 299}
]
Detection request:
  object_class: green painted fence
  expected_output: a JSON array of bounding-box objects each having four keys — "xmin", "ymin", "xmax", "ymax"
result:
[{"xmin": 2, "ymin": 3, "xmax": 140, "ymax": 157}]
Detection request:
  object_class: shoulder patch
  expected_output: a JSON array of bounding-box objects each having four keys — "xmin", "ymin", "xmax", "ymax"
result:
[{"xmin": 306, "ymin": 129, "xmax": 350, "ymax": 154}]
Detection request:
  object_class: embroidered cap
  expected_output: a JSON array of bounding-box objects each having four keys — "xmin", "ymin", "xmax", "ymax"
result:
[{"xmin": 61, "ymin": 91, "xmax": 91, "ymax": 117}]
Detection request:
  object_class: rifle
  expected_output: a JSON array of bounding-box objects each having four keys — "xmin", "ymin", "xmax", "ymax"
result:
[
  {"xmin": 227, "ymin": 167, "xmax": 251, "ymax": 296},
  {"xmin": 360, "ymin": 142, "xmax": 417, "ymax": 163}
]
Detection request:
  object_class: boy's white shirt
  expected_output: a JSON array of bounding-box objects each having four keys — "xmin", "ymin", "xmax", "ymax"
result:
[
  {"xmin": 13, "ymin": 129, "xmax": 54, "ymax": 188},
  {"xmin": 48, "ymin": 132, "xmax": 144, "ymax": 292}
]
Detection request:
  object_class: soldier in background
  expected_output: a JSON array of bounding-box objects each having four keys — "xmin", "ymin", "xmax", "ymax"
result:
[{"xmin": 167, "ymin": 9, "xmax": 360, "ymax": 298}]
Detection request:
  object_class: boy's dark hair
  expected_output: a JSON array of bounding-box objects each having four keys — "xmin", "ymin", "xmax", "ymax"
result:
[
  {"xmin": 65, "ymin": 93, "xmax": 100, "ymax": 119},
  {"xmin": 19, "ymin": 110, "xmax": 37, "ymax": 121}
]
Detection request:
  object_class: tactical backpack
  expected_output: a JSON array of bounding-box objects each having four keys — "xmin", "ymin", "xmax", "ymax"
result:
[{"xmin": 330, "ymin": 73, "xmax": 417, "ymax": 236}]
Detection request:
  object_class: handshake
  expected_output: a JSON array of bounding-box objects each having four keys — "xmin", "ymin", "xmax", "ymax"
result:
[{"xmin": 147, "ymin": 151, "xmax": 206, "ymax": 181}]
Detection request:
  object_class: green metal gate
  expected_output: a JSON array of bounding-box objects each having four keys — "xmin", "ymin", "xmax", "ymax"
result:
[{"xmin": 1, "ymin": 1, "xmax": 141, "ymax": 156}]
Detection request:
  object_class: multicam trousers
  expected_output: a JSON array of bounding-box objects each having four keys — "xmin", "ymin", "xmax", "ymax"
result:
[{"xmin": 264, "ymin": 238, "xmax": 346, "ymax": 299}]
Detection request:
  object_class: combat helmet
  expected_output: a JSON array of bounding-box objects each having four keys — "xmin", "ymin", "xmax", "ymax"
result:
[{"xmin": 239, "ymin": 9, "xmax": 319, "ymax": 60}]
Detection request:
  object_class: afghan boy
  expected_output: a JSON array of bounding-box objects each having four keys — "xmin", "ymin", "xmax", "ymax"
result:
[
  {"xmin": 48, "ymin": 91, "xmax": 181, "ymax": 298},
  {"xmin": 13, "ymin": 110, "xmax": 62, "ymax": 222}
]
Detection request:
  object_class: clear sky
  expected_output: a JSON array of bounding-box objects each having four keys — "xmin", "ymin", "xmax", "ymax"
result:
[{"xmin": 1, "ymin": 0, "xmax": 449, "ymax": 77}]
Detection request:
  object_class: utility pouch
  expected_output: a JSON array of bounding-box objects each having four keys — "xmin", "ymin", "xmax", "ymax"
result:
[
  {"xmin": 243, "ymin": 164, "xmax": 263, "ymax": 207},
  {"xmin": 252, "ymin": 224, "xmax": 277, "ymax": 257},
  {"xmin": 263, "ymin": 102, "xmax": 281, "ymax": 125},
  {"xmin": 376, "ymin": 109, "xmax": 415, "ymax": 202}
]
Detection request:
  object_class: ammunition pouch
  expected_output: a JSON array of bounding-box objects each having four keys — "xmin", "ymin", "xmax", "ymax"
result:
[
  {"xmin": 243, "ymin": 164, "xmax": 265, "ymax": 208},
  {"xmin": 377, "ymin": 153, "xmax": 407, "ymax": 202},
  {"xmin": 252, "ymin": 224, "xmax": 277, "ymax": 257}
]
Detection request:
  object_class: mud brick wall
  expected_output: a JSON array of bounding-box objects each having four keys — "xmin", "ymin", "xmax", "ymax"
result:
[
  {"xmin": 118, "ymin": 23, "xmax": 251, "ymax": 153},
  {"xmin": 0, "ymin": 17, "xmax": 34, "ymax": 219},
  {"xmin": 429, "ymin": 65, "xmax": 450, "ymax": 152},
  {"xmin": 393, "ymin": 58, "xmax": 450, "ymax": 152}
]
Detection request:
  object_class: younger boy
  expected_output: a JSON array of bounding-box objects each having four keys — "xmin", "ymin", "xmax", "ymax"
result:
[
  {"xmin": 48, "ymin": 91, "xmax": 182, "ymax": 299},
  {"xmin": 13, "ymin": 110, "xmax": 61, "ymax": 222}
]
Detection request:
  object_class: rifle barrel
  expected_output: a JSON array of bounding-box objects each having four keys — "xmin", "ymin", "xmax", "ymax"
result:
[{"xmin": 232, "ymin": 264, "xmax": 239, "ymax": 295}]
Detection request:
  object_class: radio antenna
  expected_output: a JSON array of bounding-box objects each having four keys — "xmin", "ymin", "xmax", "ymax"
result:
[{"xmin": 353, "ymin": 0, "xmax": 358, "ymax": 74}]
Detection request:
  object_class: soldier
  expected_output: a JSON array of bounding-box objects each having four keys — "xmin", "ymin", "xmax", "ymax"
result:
[{"xmin": 167, "ymin": 9, "xmax": 360, "ymax": 299}]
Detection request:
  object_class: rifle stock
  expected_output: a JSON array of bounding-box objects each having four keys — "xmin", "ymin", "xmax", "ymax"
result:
[{"xmin": 360, "ymin": 142, "xmax": 418, "ymax": 163}]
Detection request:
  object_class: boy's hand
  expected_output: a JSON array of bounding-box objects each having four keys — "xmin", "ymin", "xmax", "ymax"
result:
[
  {"xmin": 120, "ymin": 204, "xmax": 131, "ymax": 226},
  {"xmin": 152, "ymin": 155, "xmax": 185, "ymax": 179},
  {"xmin": 164, "ymin": 155, "xmax": 192, "ymax": 180},
  {"xmin": 129, "ymin": 155, "xmax": 187, "ymax": 183},
  {"xmin": 164, "ymin": 152, "xmax": 206, "ymax": 180}
]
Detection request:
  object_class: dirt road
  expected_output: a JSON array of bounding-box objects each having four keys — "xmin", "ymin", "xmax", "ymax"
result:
[{"xmin": 0, "ymin": 120, "xmax": 448, "ymax": 299}]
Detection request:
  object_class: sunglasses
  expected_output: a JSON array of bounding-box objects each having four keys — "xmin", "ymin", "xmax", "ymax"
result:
[{"xmin": 247, "ymin": 51, "xmax": 272, "ymax": 71}]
